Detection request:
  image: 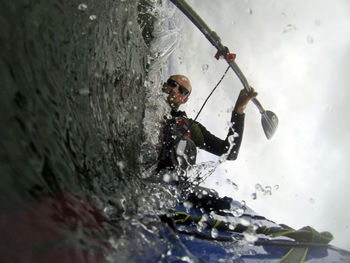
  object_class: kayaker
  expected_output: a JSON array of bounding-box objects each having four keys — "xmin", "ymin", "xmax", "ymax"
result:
[{"xmin": 157, "ymin": 74, "xmax": 257, "ymax": 172}]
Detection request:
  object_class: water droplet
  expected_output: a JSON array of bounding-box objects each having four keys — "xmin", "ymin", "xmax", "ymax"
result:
[
  {"xmin": 251, "ymin": 192, "xmax": 257, "ymax": 200},
  {"xmin": 117, "ymin": 161, "xmax": 125, "ymax": 172},
  {"xmin": 246, "ymin": 8, "xmax": 253, "ymax": 15},
  {"xmin": 232, "ymin": 182, "xmax": 239, "ymax": 191},
  {"xmin": 94, "ymin": 72, "xmax": 102, "ymax": 78},
  {"xmin": 274, "ymin": 185, "xmax": 279, "ymax": 190},
  {"xmin": 78, "ymin": 3, "xmax": 87, "ymax": 11},
  {"xmin": 232, "ymin": 207, "xmax": 244, "ymax": 217},
  {"xmin": 307, "ymin": 35, "xmax": 314, "ymax": 44},
  {"xmin": 309, "ymin": 198, "xmax": 315, "ymax": 204},
  {"xmin": 264, "ymin": 186, "xmax": 272, "ymax": 195},
  {"xmin": 79, "ymin": 88, "xmax": 90, "ymax": 96},
  {"xmin": 89, "ymin": 15, "xmax": 97, "ymax": 21},
  {"xmin": 183, "ymin": 201, "xmax": 193, "ymax": 210},
  {"xmin": 201, "ymin": 64, "xmax": 209, "ymax": 71},
  {"xmin": 255, "ymin": 184, "xmax": 264, "ymax": 192},
  {"xmin": 283, "ymin": 24, "xmax": 297, "ymax": 33},
  {"xmin": 218, "ymin": 155, "xmax": 226, "ymax": 164},
  {"xmin": 240, "ymin": 218, "xmax": 250, "ymax": 227},
  {"xmin": 180, "ymin": 256, "xmax": 191, "ymax": 262},
  {"xmin": 252, "ymin": 223, "xmax": 260, "ymax": 231},
  {"xmin": 197, "ymin": 221, "xmax": 207, "ymax": 232},
  {"xmin": 228, "ymin": 135, "xmax": 235, "ymax": 144},
  {"xmin": 244, "ymin": 232, "xmax": 258, "ymax": 243},
  {"xmin": 163, "ymin": 173, "xmax": 171, "ymax": 183},
  {"xmin": 211, "ymin": 228, "xmax": 219, "ymax": 238}
]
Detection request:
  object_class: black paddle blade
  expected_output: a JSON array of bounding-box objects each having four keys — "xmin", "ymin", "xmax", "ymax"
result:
[{"xmin": 261, "ymin": 110, "xmax": 278, "ymax": 140}]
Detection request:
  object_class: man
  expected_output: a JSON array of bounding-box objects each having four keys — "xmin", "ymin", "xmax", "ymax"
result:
[{"xmin": 157, "ymin": 74, "xmax": 257, "ymax": 172}]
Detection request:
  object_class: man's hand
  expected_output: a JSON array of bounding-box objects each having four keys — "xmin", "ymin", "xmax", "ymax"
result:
[{"xmin": 234, "ymin": 87, "xmax": 258, "ymax": 115}]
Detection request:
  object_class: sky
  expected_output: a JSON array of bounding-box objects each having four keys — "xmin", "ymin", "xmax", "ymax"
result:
[{"xmin": 167, "ymin": 0, "xmax": 350, "ymax": 250}]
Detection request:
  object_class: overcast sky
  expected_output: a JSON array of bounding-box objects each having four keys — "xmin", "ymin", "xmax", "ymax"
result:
[{"xmin": 168, "ymin": 0, "xmax": 350, "ymax": 250}]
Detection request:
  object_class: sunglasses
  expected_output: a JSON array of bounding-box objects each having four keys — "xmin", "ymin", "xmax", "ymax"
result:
[{"xmin": 167, "ymin": 79, "xmax": 190, "ymax": 96}]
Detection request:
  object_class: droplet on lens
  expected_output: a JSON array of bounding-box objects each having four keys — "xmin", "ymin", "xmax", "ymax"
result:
[
  {"xmin": 89, "ymin": 15, "xmax": 97, "ymax": 21},
  {"xmin": 78, "ymin": 3, "xmax": 87, "ymax": 11}
]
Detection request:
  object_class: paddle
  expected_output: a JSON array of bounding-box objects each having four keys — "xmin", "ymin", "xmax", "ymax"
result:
[{"xmin": 170, "ymin": 0, "xmax": 278, "ymax": 140}]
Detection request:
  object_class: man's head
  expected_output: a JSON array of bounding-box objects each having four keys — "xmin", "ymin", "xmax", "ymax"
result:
[{"xmin": 163, "ymin": 74, "xmax": 192, "ymax": 109}]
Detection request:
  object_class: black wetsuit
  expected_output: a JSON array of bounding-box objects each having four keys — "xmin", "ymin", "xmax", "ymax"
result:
[{"xmin": 157, "ymin": 109, "xmax": 245, "ymax": 171}]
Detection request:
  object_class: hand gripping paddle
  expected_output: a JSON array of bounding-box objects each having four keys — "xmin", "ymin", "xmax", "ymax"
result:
[{"xmin": 170, "ymin": 0, "xmax": 278, "ymax": 139}]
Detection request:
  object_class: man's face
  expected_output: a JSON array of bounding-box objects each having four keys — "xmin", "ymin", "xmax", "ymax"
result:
[{"xmin": 163, "ymin": 75, "xmax": 192, "ymax": 109}]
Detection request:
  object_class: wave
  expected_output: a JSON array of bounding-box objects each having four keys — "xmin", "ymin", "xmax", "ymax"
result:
[{"xmin": 0, "ymin": 0, "xmax": 186, "ymax": 261}]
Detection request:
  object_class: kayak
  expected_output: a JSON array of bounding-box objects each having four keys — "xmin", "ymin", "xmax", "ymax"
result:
[{"xmin": 165, "ymin": 199, "xmax": 350, "ymax": 263}]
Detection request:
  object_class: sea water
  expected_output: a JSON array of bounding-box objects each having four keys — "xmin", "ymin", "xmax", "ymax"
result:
[{"xmin": 0, "ymin": 0, "xmax": 196, "ymax": 262}]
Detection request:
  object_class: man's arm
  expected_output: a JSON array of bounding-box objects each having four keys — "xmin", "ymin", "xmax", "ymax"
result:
[
  {"xmin": 189, "ymin": 112, "xmax": 244, "ymax": 160},
  {"xmin": 189, "ymin": 88, "xmax": 257, "ymax": 160}
]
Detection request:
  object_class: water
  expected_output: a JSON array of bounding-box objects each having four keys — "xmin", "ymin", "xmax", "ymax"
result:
[
  {"xmin": 0, "ymin": 0, "xmax": 189, "ymax": 262},
  {"xmin": 2, "ymin": 1, "xmax": 350, "ymax": 262}
]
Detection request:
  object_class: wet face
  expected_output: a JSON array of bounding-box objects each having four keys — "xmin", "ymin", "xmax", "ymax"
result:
[{"xmin": 163, "ymin": 75, "xmax": 192, "ymax": 109}]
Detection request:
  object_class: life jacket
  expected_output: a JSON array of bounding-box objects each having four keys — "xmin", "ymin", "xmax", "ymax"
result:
[{"xmin": 158, "ymin": 113, "xmax": 197, "ymax": 171}]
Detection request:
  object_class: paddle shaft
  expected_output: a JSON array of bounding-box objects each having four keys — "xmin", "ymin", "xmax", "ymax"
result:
[{"xmin": 170, "ymin": 0, "xmax": 265, "ymax": 114}]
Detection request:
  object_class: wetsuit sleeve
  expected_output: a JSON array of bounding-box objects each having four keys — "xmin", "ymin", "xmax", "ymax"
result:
[{"xmin": 189, "ymin": 111, "xmax": 245, "ymax": 160}]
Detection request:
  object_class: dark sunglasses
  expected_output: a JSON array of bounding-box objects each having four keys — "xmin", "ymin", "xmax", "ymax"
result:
[{"xmin": 167, "ymin": 78, "xmax": 190, "ymax": 96}]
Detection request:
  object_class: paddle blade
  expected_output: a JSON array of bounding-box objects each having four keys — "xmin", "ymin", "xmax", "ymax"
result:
[{"xmin": 261, "ymin": 110, "xmax": 278, "ymax": 140}]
